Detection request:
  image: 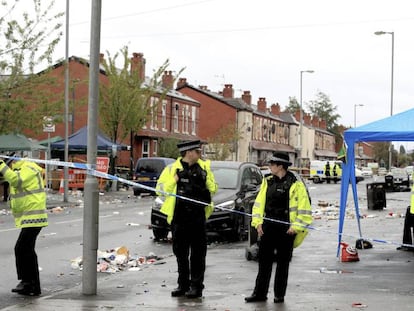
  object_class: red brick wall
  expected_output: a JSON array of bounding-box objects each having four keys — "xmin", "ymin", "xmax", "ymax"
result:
[{"xmin": 178, "ymin": 87, "xmax": 237, "ymax": 140}]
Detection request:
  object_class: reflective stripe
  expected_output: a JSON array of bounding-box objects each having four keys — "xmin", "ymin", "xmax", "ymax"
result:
[
  {"xmin": 10, "ymin": 188, "xmax": 45, "ymax": 199},
  {"xmin": 290, "ymin": 206, "xmax": 298, "ymax": 212},
  {"xmin": 253, "ymin": 202, "xmax": 261, "ymax": 208},
  {"xmin": 16, "ymin": 171, "xmax": 23, "ymax": 192},
  {"xmin": 26, "ymin": 165, "xmax": 44, "ymax": 189},
  {"xmin": 298, "ymin": 209, "xmax": 312, "ymax": 215},
  {"xmin": 295, "ymin": 218, "xmax": 309, "ymax": 225},
  {"xmin": 252, "ymin": 213, "xmax": 262, "ymax": 218},
  {"xmin": 13, "ymin": 209, "xmax": 47, "ymax": 218},
  {"xmin": 21, "ymin": 218, "xmax": 48, "ymax": 225}
]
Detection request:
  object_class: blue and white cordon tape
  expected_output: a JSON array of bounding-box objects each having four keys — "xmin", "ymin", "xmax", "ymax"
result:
[{"xmin": 1, "ymin": 154, "xmax": 412, "ymax": 250}]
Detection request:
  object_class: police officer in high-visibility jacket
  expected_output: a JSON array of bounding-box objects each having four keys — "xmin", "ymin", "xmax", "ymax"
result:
[
  {"xmin": 0, "ymin": 158, "xmax": 48, "ymax": 296},
  {"xmin": 245, "ymin": 152, "xmax": 312, "ymax": 304},
  {"xmin": 156, "ymin": 140, "xmax": 217, "ymax": 299}
]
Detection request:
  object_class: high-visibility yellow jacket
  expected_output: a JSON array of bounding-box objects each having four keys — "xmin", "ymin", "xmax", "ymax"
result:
[
  {"xmin": 0, "ymin": 160, "xmax": 48, "ymax": 228},
  {"xmin": 156, "ymin": 157, "xmax": 218, "ymax": 225},
  {"xmin": 411, "ymin": 184, "xmax": 414, "ymax": 214},
  {"xmin": 251, "ymin": 173, "xmax": 313, "ymax": 248}
]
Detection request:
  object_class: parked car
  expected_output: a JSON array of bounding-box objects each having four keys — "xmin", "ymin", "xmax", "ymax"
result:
[
  {"xmin": 150, "ymin": 161, "xmax": 263, "ymax": 241},
  {"xmin": 132, "ymin": 157, "xmax": 175, "ymax": 196},
  {"xmin": 385, "ymin": 167, "xmax": 410, "ymax": 191},
  {"xmin": 361, "ymin": 167, "xmax": 373, "ymax": 178},
  {"xmin": 377, "ymin": 167, "xmax": 388, "ymax": 176}
]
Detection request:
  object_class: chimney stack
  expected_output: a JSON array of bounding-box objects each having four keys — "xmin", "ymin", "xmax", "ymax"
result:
[
  {"xmin": 270, "ymin": 103, "xmax": 281, "ymax": 116},
  {"xmin": 222, "ymin": 84, "xmax": 234, "ymax": 98},
  {"xmin": 257, "ymin": 97, "xmax": 267, "ymax": 112},
  {"xmin": 162, "ymin": 71, "xmax": 174, "ymax": 89},
  {"xmin": 241, "ymin": 91, "xmax": 252, "ymax": 105},
  {"xmin": 130, "ymin": 52, "xmax": 146, "ymax": 81},
  {"xmin": 311, "ymin": 115, "xmax": 319, "ymax": 127},
  {"xmin": 177, "ymin": 78, "xmax": 187, "ymax": 88}
]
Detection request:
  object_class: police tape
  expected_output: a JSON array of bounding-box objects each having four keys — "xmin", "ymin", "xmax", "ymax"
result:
[{"xmin": 1, "ymin": 154, "xmax": 412, "ymax": 250}]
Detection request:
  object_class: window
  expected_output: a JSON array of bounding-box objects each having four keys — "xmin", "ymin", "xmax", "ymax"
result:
[
  {"xmin": 142, "ymin": 140, "xmax": 149, "ymax": 157},
  {"xmin": 161, "ymin": 100, "xmax": 167, "ymax": 130},
  {"xmin": 173, "ymin": 104, "xmax": 179, "ymax": 132},
  {"xmin": 191, "ymin": 106, "xmax": 196, "ymax": 134}
]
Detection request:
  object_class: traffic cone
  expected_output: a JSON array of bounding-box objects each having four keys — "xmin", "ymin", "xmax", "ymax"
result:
[
  {"xmin": 59, "ymin": 178, "xmax": 64, "ymax": 194},
  {"xmin": 340, "ymin": 242, "xmax": 359, "ymax": 262}
]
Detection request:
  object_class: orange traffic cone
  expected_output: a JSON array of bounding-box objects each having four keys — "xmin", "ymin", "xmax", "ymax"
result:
[
  {"xmin": 340, "ymin": 242, "xmax": 359, "ymax": 262},
  {"xmin": 59, "ymin": 178, "xmax": 64, "ymax": 194}
]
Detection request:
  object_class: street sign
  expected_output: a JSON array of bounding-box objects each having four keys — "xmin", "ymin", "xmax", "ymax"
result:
[{"xmin": 43, "ymin": 116, "xmax": 55, "ymax": 133}]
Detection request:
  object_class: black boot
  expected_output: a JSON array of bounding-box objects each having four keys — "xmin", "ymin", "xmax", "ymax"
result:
[
  {"xmin": 171, "ymin": 287, "xmax": 188, "ymax": 297},
  {"xmin": 185, "ymin": 287, "xmax": 202, "ymax": 298},
  {"xmin": 245, "ymin": 294, "xmax": 267, "ymax": 302}
]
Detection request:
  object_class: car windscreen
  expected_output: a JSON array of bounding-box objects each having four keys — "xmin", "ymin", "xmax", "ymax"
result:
[
  {"xmin": 136, "ymin": 160, "xmax": 165, "ymax": 175},
  {"xmin": 211, "ymin": 167, "xmax": 238, "ymax": 189}
]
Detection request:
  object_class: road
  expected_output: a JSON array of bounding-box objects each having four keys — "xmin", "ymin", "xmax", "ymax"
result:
[
  {"xmin": 0, "ymin": 191, "xmax": 171, "ymax": 309},
  {"xmin": 0, "ymin": 178, "xmax": 410, "ymax": 309}
]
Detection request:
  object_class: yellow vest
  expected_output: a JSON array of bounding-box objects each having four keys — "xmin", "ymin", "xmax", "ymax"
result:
[
  {"xmin": 0, "ymin": 160, "xmax": 48, "ymax": 228},
  {"xmin": 156, "ymin": 158, "xmax": 218, "ymax": 224},
  {"xmin": 251, "ymin": 173, "xmax": 313, "ymax": 248}
]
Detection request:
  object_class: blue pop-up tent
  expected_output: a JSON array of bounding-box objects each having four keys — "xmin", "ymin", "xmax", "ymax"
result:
[
  {"xmin": 50, "ymin": 126, "xmax": 128, "ymax": 152},
  {"xmin": 338, "ymin": 108, "xmax": 414, "ymax": 256}
]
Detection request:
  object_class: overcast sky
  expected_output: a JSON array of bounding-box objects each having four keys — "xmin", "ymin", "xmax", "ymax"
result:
[{"xmin": 48, "ymin": 0, "xmax": 413, "ymax": 138}]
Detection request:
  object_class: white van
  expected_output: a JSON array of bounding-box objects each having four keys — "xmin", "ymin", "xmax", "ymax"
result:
[{"xmin": 309, "ymin": 160, "xmax": 364, "ymax": 184}]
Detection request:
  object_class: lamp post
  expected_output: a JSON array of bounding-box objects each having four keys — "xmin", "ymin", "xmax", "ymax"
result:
[
  {"xmin": 375, "ymin": 30, "xmax": 394, "ymax": 169},
  {"xmin": 299, "ymin": 70, "xmax": 314, "ymax": 173},
  {"xmin": 354, "ymin": 104, "xmax": 364, "ymax": 128}
]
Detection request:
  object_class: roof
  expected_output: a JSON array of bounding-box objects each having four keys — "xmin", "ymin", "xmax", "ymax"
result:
[
  {"xmin": 0, "ymin": 133, "xmax": 47, "ymax": 151},
  {"xmin": 50, "ymin": 126, "xmax": 127, "ymax": 152},
  {"xmin": 176, "ymin": 83, "xmax": 253, "ymax": 111}
]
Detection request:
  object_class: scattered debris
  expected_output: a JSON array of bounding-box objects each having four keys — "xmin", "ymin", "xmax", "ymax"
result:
[
  {"xmin": 70, "ymin": 246, "xmax": 165, "ymax": 273},
  {"xmin": 352, "ymin": 302, "xmax": 368, "ymax": 308}
]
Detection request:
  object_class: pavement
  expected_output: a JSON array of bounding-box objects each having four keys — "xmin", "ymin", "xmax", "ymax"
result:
[{"xmin": 2, "ymin": 189, "xmax": 414, "ymax": 310}]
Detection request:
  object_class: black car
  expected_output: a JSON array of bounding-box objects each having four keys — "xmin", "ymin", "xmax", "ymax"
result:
[
  {"xmin": 385, "ymin": 168, "xmax": 410, "ymax": 191},
  {"xmin": 150, "ymin": 161, "xmax": 263, "ymax": 242}
]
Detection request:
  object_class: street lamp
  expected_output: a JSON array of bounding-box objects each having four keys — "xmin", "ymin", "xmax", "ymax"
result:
[
  {"xmin": 375, "ymin": 30, "xmax": 394, "ymax": 169},
  {"xmin": 299, "ymin": 70, "xmax": 314, "ymax": 172},
  {"xmin": 354, "ymin": 104, "xmax": 364, "ymax": 128}
]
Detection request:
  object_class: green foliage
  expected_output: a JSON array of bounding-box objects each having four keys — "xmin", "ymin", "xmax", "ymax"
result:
[
  {"xmin": 0, "ymin": 0, "xmax": 63, "ymax": 134},
  {"xmin": 99, "ymin": 46, "xmax": 184, "ymax": 144},
  {"xmin": 306, "ymin": 91, "xmax": 340, "ymax": 131},
  {"xmin": 158, "ymin": 138, "xmax": 180, "ymax": 158},
  {"xmin": 206, "ymin": 122, "xmax": 240, "ymax": 160},
  {"xmin": 285, "ymin": 96, "xmax": 300, "ymax": 113}
]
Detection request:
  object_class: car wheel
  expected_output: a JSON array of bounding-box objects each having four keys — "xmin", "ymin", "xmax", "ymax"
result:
[
  {"xmin": 152, "ymin": 228, "xmax": 168, "ymax": 241},
  {"xmin": 133, "ymin": 187, "xmax": 141, "ymax": 196},
  {"xmin": 230, "ymin": 215, "xmax": 248, "ymax": 242},
  {"xmin": 313, "ymin": 176, "xmax": 320, "ymax": 184}
]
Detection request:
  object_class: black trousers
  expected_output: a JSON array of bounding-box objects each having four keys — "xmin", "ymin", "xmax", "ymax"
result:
[
  {"xmin": 172, "ymin": 220, "xmax": 207, "ymax": 290},
  {"xmin": 15, "ymin": 227, "xmax": 42, "ymax": 289},
  {"xmin": 253, "ymin": 223, "xmax": 294, "ymax": 298},
  {"xmin": 402, "ymin": 207, "xmax": 414, "ymax": 245}
]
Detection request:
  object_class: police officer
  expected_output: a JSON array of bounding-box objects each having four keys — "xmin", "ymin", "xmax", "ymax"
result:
[
  {"xmin": 324, "ymin": 161, "xmax": 331, "ymax": 183},
  {"xmin": 245, "ymin": 152, "xmax": 312, "ymax": 304},
  {"xmin": 0, "ymin": 157, "xmax": 48, "ymax": 296},
  {"xmin": 156, "ymin": 140, "xmax": 217, "ymax": 299}
]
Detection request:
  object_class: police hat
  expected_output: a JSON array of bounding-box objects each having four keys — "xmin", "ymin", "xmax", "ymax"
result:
[
  {"xmin": 177, "ymin": 140, "xmax": 202, "ymax": 152},
  {"xmin": 267, "ymin": 151, "xmax": 292, "ymax": 166}
]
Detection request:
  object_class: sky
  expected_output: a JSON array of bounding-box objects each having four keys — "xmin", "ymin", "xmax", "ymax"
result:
[{"xmin": 24, "ymin": 1, "xmax": 414, "ymax": 145}]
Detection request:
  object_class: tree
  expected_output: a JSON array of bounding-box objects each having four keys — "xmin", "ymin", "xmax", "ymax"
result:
[
  {"xmin": 0, "ymin": 0, "xmax": 63, "ymax": 134},
  {"xmin": 99, "ymin": 46, "xmax": 184, "ymax": 174},
  {"xmin": 306, "ymin": 91, "xmax": 340, "ymax": 132},
  {"xmin": 99, "ymin": 46, "xmax": 184, "ymax": 144},
  {"xmin": 206, "ymin": 123, "xmax": 240, "ymax": 161},
  {"xmin": 158, "ymin": 137, "xmax": 180, "ymax": 158},
  {"xmin": 284, "ymin": 96, "xmax": 300, "ymax": 113}
]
